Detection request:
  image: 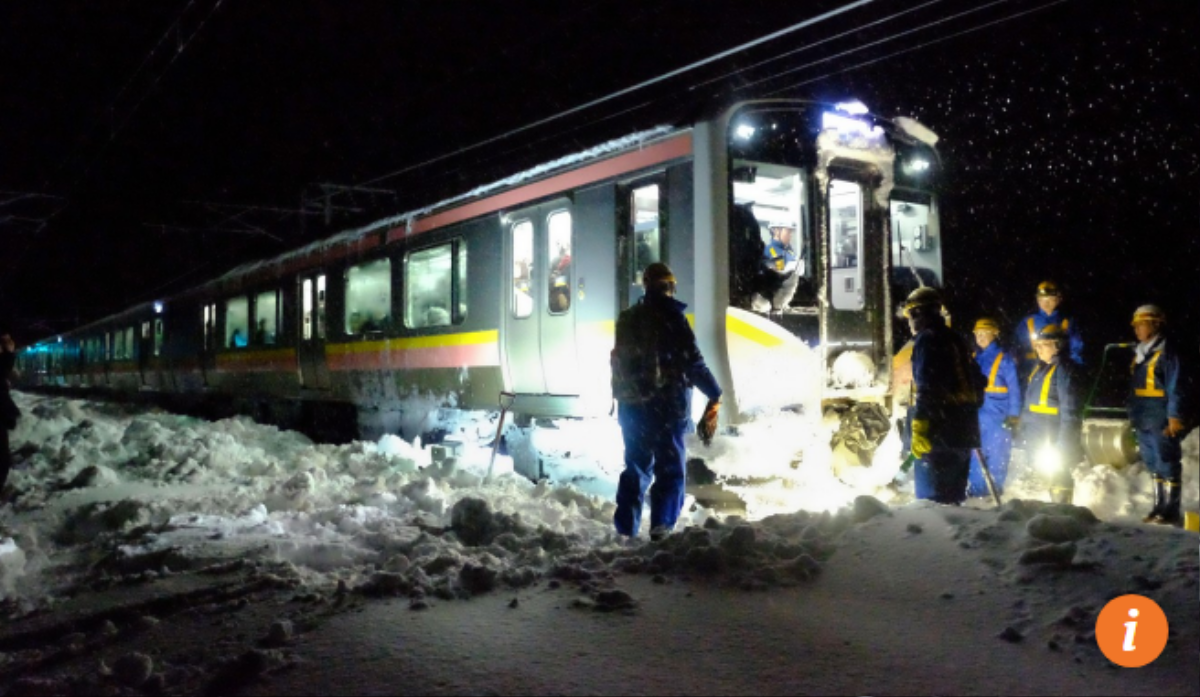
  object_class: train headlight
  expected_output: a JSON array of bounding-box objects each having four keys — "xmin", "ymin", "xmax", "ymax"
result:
[
  {"xmin": 1035, "ymin": 445, "xmax": 1062, "ymax": 477},
  {"xmin": 734, "ymin": 124, "xmax": 756, "ymax": 140}
]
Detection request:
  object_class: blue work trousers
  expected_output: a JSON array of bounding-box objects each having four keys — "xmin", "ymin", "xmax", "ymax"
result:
[
  {"xmin": 914, "ymin": 448, "xmax": 971, "ymax": 505},
  {"xmin": 969, "ymin": 415, "xmax": 1011, "ymax": 497},
  {"xmin": 614, "ymin": 405, "xmax": 688, "ymax": 537},
  {"xmin": 1135, "ymin": 425, "xmax": 1182, "ymax": 481}
]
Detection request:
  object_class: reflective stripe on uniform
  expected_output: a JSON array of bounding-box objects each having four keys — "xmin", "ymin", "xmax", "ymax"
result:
[
  {"xmin": 1135, "ymin": 350, "xmax": 1165, "ymax": 397},
  {"xmin": 1029, "ymin": 364, "xmax": 1059, "ymax": 414},
  {"xmin": 985, "ymin": 352, "xmax": 1008, "ymax": 393}
]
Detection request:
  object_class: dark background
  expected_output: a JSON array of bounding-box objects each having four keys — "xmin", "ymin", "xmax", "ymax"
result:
[{"xmin": 2, "ymin": 0, "xmax": 1196, "ymax": 362}]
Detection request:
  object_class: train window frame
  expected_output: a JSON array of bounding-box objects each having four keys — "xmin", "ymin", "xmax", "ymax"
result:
[
  {"xmin": 404, "ymin": 239, "xmax": 467, "ymax": 330},
  {"xmin": 224, "ymin": 296, "xmax": 251, "ymax": 349},
  {"xmin": 621, "ymin": 175, "xmax": 667, "ymax": 288},
  {"xmin": 344, "ymin": 257, "xmax": 393, "ymax": 337},
  {"xmin": 253, "ymin": 289, "xmax": 280, "ymax": 346},
  {"xmin": 546, "ymin": 210, "xmax": 572, "ymax": 316},
  {"xmin": 510, "ymin": 219, "xmax": 535, "ymax": 320}
]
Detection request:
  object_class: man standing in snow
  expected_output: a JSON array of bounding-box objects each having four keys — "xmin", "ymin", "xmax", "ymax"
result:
[
  {"xmin": 1127, "ymin": 305, "xmax": 1193, "ymax": 525},
  {"xmin": 1020, "ymin": 324, "xmax": 1081, "ymax": 503},
  {"xmin": 0, "ymin": 330, "xmax": 18, "ymax": 497},
  {"xmin": 610, "ymin": 262, "xmax": 722, "ymax": 541},
  {"xmin": 1016, "ymin": 281, "xmax": 1085, "ymax": 382},
  {"xmin": 968, "ymin": 317, "xmax": 1022, "ymax": 497},
  {"xmin": 904, "ymin": 288, "xmax": 984, "ymax": 505}
]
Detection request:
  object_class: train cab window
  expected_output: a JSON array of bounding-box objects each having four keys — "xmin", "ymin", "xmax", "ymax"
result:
[
  {"xmin": 829, "ymin": 179, "xmax": 864, "ymax": 311},
  {"xmin": 345, "ymin": 258, "xmax": 392, "ymax": 335},
  {"xmin": 631, "ymin": 184, "xmax": 661, "ymax": 284},
  {"xmin": 254, "ymin": 290, "xmax": 279, "ymax": 345},
  {"xmin": 405, "ymin": 242, "xmax": 465, "ymax": 329},
  {"xmin": 547, "ymin": 210, "xmax": 572, "ymax": 315},
  {"xmin": 225, "ymin": 296, "xmax": 250, "ymax": 348},
  {"xmin": 730, "ymin": 161, "xmax": 810, "ymax": 311},
  {"xmin": 154, "ymin": 319, "xmax": 164, "ymax": 356},
  {"xmin": 511, "ymin": 220, "xmax": 534, "ymax": 319}
]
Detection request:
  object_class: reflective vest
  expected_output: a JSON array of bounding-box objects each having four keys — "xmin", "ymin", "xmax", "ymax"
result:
[
  {"xmin": 1133, "ymin": 351, "xmax": 1165, "ymax": 398},
  {"xmin": 1027, "ymin": 363, "xmax": 1060, "ymax": 415}
]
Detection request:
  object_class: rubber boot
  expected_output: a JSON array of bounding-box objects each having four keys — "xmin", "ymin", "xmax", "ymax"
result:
[
  {"xmin": 1142, "ymin": 478, "xmax": 1166, "ymax": 524},
  {"xmin": 1155, "ymin": 480, "xmax": 1183, "ymax": 527}
]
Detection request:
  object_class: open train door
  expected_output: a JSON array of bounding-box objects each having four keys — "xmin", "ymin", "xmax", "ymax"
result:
[
  {"xmin": 297, "ymin": 273, "xmax": 331, "ymax": 390},
  {"xmin": 501, "ymin": 199, "xmax": 581, "ymax": 403}
]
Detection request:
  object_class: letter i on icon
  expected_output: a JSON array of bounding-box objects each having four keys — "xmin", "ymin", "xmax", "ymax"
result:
[{"xmin": 1123, "ymin": 609, "xmax": 1139, "ymax": 652}]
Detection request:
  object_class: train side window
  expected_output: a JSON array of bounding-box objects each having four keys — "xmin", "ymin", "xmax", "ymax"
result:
[
  {"xmin": 254, "ymin": 290, "xmax": 279, "ymax": 345},
  {"xmin": 511, "ymin": 220, "xmax": 534, "ymax": 319},
  {"xmin": 202, "ymin": 304, "xmax": 217, "ymax": 351},
  {"xmin": 154, "ymin": 319, "xmax": 164, "ymax": 356},
  {"xmin": 105, "ymin": 332, "xmax": 111, "ymax": 360},
  {"xmin": 225, "ymin": 296, "xmax": 250, "ymax": 348},
  {"xmin": 405, "ymin": 243, "xmax": 462, "ymax": 329},
  {"xmin": 547, "ymin": 210, "xmax": 572, "ymax": 315},
  {"xmin": 631, "ymin": 184, "xmax": 661, "ymax": 284},
  {"xmin": 345, "ymin": 258, "xmax": 392, "ymax": 336},
  {"xmin": 141, "ymin": 321, "xmax": 151, "ymax": 340},
  {"xmin": 125, "ymin": 327, "xmax": 135, "ymax": 359}
]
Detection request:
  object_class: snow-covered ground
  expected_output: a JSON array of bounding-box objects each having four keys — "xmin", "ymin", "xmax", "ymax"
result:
[{"xmin": 0, "ymin": 391, "xmax": 1196, "ymax": 695}]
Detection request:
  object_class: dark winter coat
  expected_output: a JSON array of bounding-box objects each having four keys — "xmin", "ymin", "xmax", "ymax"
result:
[
  {"xmin": 0, "ymin": 349, "xmax": 18, "ymax": 430},
  {"xmin": 1021, "ymin": 356, "xmax": 1081, "ymax": 458},
  {"xmin": 911, "ymin": 318, "xmax": 984, "ymax": 449},
  {"xmin": 613, "ymin": 291, "xmax": 721, "ymax": 423}
]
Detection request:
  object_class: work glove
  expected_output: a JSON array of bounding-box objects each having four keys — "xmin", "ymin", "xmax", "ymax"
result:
[
  {"xmin": 698, "ymin": 398, "xmax": 720, "ymax": 446},
  {"xmin": 1164, "ymin": 417, "xmax": 1186, "ymax": 438},
  {"xmin": 1003, "ymin": 416, "xmax": 1021, "ymax": 432},
  {"xmin": 910, "ymin": 418, "xmax": 932, "ymax": 460}
]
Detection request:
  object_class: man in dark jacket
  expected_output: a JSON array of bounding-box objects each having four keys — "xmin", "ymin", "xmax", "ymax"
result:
[
  {"xmin": 0, "ymin": 330, "xmax": 18, "ymax": 495},
  {"xmin": 611, "ymin": 263, "xmax": 722, "ymax": 541},
  {"xmin": 1126, "ymin": 305, "xmax": 1192, "ymax": 525},
  {"xmin": 904, "ymin": 287, "xmax": 984, "ymax": 505},
  {"xmin": 1020, "ymin": 324, "xmax": 1081, "ymax": 503}
]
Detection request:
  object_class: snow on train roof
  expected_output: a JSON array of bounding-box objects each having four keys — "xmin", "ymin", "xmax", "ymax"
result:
[{"xmin": 198, "ymin": 124, "xmax": 679, "ymax": 293}]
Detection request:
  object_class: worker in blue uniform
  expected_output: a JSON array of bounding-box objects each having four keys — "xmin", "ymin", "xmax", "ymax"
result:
[
  {"xmin": 755, "ymin": 223, "xmax": 801, "ymax": 314},
  {"xmin": 1127, "ymin": 305, "xmax": 1193, "ymax": 526},
  {"xmin": 968, "ymin": 317, "xmax": 1022, "ymax": 497},
  {"xmin": 611, "ymin": 262, "xmax": 722, "ymax": 541},
  {"xmin": 1016, "ymin": 281, "xmax": 1084, "ymax": 381},
  {"xmin": 1020, "ymin": 324, "xmax": 1082, "ymax": 503},
  {"xmin": 904, "ymin": 287, "xmax": 984, "ymax": 505}
]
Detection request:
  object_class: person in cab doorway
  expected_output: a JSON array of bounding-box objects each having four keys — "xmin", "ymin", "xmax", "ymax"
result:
[
  {"xmin": 610, "ymin": 262, "xmax": 722, "ymax": 542},
  {"xmin": 754, "ymin": 223, "xmax": 801, "ymax": 316},
  {"xmin": 903, "ymin": 287, "xmax": 985, "ymax": 505},
  {"xmin": 1017, "ymin": 281, "xmax": 1084, "ymax": 382},
  {"xmin": 969, "ymin": 317, "xmax": 1022, "ymax": 497},
  {"xmin": 1020, "ymin": 324, "xmax": 1082, "ymax": 503},
  {"xmin": 1127, "ymin": 305, "xmax": 1193, "ymax": 525}
]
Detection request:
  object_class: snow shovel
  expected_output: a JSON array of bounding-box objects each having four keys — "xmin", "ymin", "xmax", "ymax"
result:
[
  {"xmin": 486, "ymin": 391, "xmax": 517, "ymax": 481},
  {"xmin": 973, "ymin": 447, "xmax": 1003, "ymax": 507}
]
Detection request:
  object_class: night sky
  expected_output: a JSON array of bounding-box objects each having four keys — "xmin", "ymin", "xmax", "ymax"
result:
[{"xmin": 2, "ymin": 0, "xmax": 1196, "ymax": 356}]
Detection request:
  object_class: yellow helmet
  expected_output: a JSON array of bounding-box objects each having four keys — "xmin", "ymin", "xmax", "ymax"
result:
[
  {"xmin": 973, "ymin": 317, "xmax": 1001, "ymax": 333},
  {"xmin": 1131, "ymin": 304, "xmax": 1165, "ymax": 326},
  {"xmin": 1036, "ymin": 281, "xmax": 1062, "ymax": 298},
  {"xmin": 903, "ymin": 287, "xmax": 942, "ymax": 318}
]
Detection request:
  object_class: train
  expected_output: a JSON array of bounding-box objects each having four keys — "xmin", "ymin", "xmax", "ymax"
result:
[{"xmin": 15, "ymin": 98, "xmax": 950, "ymax": 478}]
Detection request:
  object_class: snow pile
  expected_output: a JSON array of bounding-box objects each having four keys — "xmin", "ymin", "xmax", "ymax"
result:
[{"xmin": 0, "ymin": 537, "xmax": 26, "ymax": 599}]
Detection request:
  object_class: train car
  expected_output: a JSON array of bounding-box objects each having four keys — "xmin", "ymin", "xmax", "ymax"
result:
[{"xmin": 16, "ymin": 98, "xmax": 946, "ymax": 474}]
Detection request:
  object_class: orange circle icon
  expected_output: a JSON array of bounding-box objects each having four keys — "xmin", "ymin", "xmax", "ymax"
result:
[{"xmin": 1095, "ymin": 594, "xmax": 1169, "ymax": 668}]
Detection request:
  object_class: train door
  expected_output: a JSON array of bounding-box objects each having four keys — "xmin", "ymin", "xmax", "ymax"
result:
[
  {"xmin": 503, "ymin": 200, "xmax": 580, "ymax": 395},
  {"xmin": 201, "ymin": 303, "xmax": 218, "ymax": 386},
  {"xmin": 297, "ymin": 273, "xmax": 331, "ymax": 390},
  {"xmin": 824, "ymin": 173, "xmax": 888, "ymax": 374}
]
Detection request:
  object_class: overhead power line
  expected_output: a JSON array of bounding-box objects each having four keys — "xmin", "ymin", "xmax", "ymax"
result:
[{"xmin": 357, "ymin": 0, "xmax": 877, "ymax": 188}]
